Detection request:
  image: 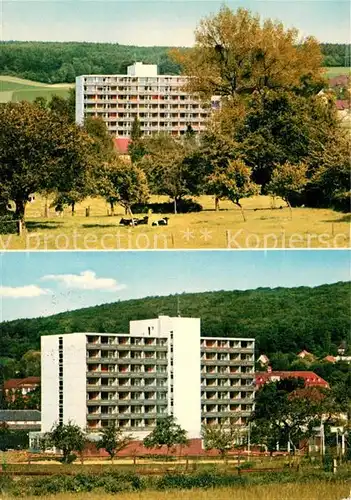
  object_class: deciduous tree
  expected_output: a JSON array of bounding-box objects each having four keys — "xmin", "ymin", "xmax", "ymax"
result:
[
  {"xmin": 143, "ymin": 415, "xmax": 188, "ymax": 456},
  {"xmin": 172, "ymin": 6, "xmax": 325, "ymax": 100},
  {"xmin": 0, "ymin": 101, "xmax": 96, "ymax": 223},
  {"xmin": 43, "ymin": 421, "xmax": 86, "ymax": 464},
  {"xmin": 96, "ymin": 420, "xmax": 132, "ymax": 463},
  {"xmin": 267, "ymin": 161, "xmax": 308, "ymax": 218},
  {"xmin": 99, "ymin": 158, "xmax": 149, "ymax": 219},
  {"xmin": 207, "ymin": 159, "xmax": 259, "ymax": 220},
  {"xmin": 201, "ymin": 424, "xmax": 243, "ymax": 462}
]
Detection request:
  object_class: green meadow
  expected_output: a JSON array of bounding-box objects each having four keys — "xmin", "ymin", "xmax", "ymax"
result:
[{"xmin": 0, "ymin": 76, "xmax": 73, "ymax": 103}]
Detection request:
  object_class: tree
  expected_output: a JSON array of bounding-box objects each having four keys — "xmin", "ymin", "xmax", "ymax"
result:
[
  {"xmin": 171, "ymin": 6, "xmax": 324, "ymax": 100},
  {"xmin": 0, "ymin": 101, "xmax": 96, "ymax": 224},
  {"xmin": 131, "ymin": 116, "xmax": 142, "ymax": 141},
  {"xmin": 267, "ymin": 161, "xmax": 308, "ymax": 218},
  {"xmin": 207, "ymin": 159, "xmax": 259, "ymax": 221},
  {"xmin": 99, "ymin": 159, "xmax": 149, "ymax": 219},
  {"xmin": 48, "ymin": 90, "xmax": 76, "ymax": 123},
  {"xmin": 128, "ymin": 116, "xmax": 146, "ymax": 164},
  {"xmin": 96, "ymin": 420, "xmax": 132, "ymax": 462},
  {"xmin": 143, "ymin": 415, "xmax": 188, "ymax": 456},
  {"xmin": 43, "ymin": 421, "xmax": 86, "ymax": 464},
  {"xmin": 201, "ymin": 424, "xmax": 243, "ymax": 462},
  {"xmin": 309, "ymin": 132, "xmax": 350, "ymax": 211},
  {"xmin": 21, "ymin": 350, "xmax": 41, "ymax": 377},
  {"xmin": 236, "ymin": 90, "xmax": 339, "ymax": 187},
  {"xmin": 137, "ymin": 134, "xmax": 199, "ymax": 214},
  {"xmin": 84, "ymin": 116, "xmax": 115, "ymax": 162},
  {"xmin": 250, "ymin": 379, "xmax": 332, "ymax": 454}
]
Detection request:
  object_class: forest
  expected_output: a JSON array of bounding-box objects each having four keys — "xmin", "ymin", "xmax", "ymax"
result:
[
  {"xmin": 0, "ymin": 42, "xmax": 349, "ymax": 84},
  {"xmin": 0, "ymin": 281, "xmax": 349, "ymax": 363}
]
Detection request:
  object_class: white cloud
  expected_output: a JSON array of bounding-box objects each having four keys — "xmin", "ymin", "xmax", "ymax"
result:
[
  {"xmin": 0, "ymin": 285, "xmax": 48, "ymax": 298},
  {"xmin": 41, "ymin": 270, "xmax": 126, "ymax": 292}
]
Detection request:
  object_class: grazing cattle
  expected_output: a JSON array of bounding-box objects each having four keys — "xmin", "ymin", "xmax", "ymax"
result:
[
  {"xmin": 119, "ymin": 216, "xmax": 149, "ymax": 226},
  {"xmin": 152, "ymin": 217, "xmax": 170, "ymax": 226},
  {"xmin": 136, "ymin": 216, "xmax": 149, "ymax": 225}
]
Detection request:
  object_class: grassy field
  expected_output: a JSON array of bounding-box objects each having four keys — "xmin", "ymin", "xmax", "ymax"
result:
[
  {"xmin": 0, "ymin": 76, "xmax": 73, "ymax": 103},
  {"xmin": 14, "ymin": 482, "xmax": 351, "ymax": 500},
  {"xmin": 3, "ymin": 194, "xmax": 349, "ymax": 250},
  {"xmin": 325, "ymin": 66, "xmax": 350, "ymax": 78}
]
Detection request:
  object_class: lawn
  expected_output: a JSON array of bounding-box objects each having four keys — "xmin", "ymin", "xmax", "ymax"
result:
[
  {"xmin": 2, "ymin": 195, "xmax": 349, "ymax": 250},
  {"xmin": 16, "ymin": 482, "xmax": 351, "ymax": 500},
  {"xmin": 325, "ymin": 66, "xmax": 350, "ymax": 78},
  {"xmin": 0, "ymin": 76, "xmax": 73, "ymax": 103}
]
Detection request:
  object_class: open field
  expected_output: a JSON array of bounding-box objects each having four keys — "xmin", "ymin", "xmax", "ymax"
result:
[
  {"xmin": 2, "ymin": 195, "xmax": 349, "ymax": 250},
  {"xmin": 0, "ymin": 76, "xmax": 73, "ymax": 103},
  {"xmin": 325, "ymin": 66, "xmax": 350, "ymax": 78},
  {"xmin": 10, "ymin": 482, "xmax": 351, "ymax": 500}
]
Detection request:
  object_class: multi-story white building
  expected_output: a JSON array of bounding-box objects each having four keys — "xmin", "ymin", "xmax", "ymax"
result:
[
  {"xmin": 41, "ymin": 316, "xmax": 255, "ymax": 439},
  {"xmin": 76, "ymin": 62, "xmax": 218, "ymax": 148}
]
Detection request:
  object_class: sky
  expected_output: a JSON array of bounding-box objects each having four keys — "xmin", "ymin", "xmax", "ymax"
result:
[
  {"xmin": 0, "ymin": 250, "xmax": 349, "ymax": 321},
  {"xmin": 1, "ymin": 0, "xmax": 350, "ymax": 45}
]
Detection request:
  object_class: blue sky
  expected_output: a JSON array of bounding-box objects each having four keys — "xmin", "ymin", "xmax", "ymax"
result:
[
  {"xmin": 2, "ymin": 1, "xmax": 350, "ymax": 45},
  {"xmin": 0, "ymin": 250, "xmax": 349, "ymax": 321}
]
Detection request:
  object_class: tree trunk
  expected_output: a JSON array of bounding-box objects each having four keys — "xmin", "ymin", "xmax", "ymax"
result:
[
  {"xmin": 286, "ymin": 199, "xmax": 292, "ymax": 220},
  {"xmin": 174, "ymin": 198, "xmax": 177, "ymax": 215},
  {"xmin": 15, "ymin": 199, "xmax": 26, "ymax": 223},
  {"xmin": 236, "ymin": 201, "xmax": 246, "ymax": 222},
  {"xmin": 71, "ymin": 201, "xmax": 75, "ymax": 216},
  {"xmin": 215, "ymin": 196, "xmax": 220, "ymax": 211},
  {"xmin": 127, "ymin": 205, "xmax": 135, "ymax": 226},
  {"xmin": 110, "ymin": 201, "xmax": 115, "ymax": 216},
  {"xmin": 44, "ymin": 197, "xmax": 49, "ymax": 218}
]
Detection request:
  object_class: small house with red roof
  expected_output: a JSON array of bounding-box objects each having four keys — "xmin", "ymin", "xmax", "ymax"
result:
[
  {"xmin": 255, "ymin": 371, "xmax": 329, "ymax": 389},
  {"xmin": 3, "ymin": 377, "xmax": 40, "ymax": 401}
]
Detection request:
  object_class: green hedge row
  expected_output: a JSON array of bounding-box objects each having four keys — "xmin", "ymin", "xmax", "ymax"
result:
[{"xmin": 1, "ymin": 469, "xmax": 350, "ymax": 497}]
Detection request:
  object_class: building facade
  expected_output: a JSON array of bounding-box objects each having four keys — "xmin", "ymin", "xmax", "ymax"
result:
[
  {"xmin": 76, "ymin": 62, "xmax": 218, "ymax": 144},
  {"xmin": 41, "ymin": 316, "xmax": 255, "ymax": 439}
]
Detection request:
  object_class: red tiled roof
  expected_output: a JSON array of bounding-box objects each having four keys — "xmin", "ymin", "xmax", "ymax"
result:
[
  {"xmin": 3, "ymin": 377, "xmax": 40, "ymax": 390},
  {"xmin": 329, "ymin": 75, "xmax": 350, "ymax": 88},
  {"xmin": 114, "ymin": 138, "xmax": 131, "ymax": 155},
  {"xmin": 324, "ymin": 355, "xmax": 336, "ymax": 363},
  {"xmin": 336, "ymin": 99, "xmax": 350, "ymax": 111},
  {"xmin": 255, "ymin": 371, "xmax": 329, "ymax": 389}
]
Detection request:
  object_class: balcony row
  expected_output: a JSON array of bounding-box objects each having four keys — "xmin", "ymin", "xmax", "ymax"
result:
[
  {"xmin": 86, "ymin": 357, "xmax": 168, "ymax": 365},
  {"xmin": 201, "ymin": 359, "xmax": 254, "ymax": 366},
  {"xmin": 202, "ymin": 411, "xmax": 252, "ymax": 418},
  {"xmin": 87, "ymin": 384, "xmax": 168, "ymax": 391},
  {"xmin": 201, "ymin": 398, "xmax": 254, "ymax": 405},
  {"xmin": 201, "ymin": 373, "xmax": 254, "ymax": 380},
  {"xmin": 87, "ymin": 411, "xmax": 167, "ymax": 420},
  {"xmin": 87, "ymin": 371, "xmax": 168, "ymax": 379},
  {"xmin": 87, "ymin": 343, "xmax": 168, "ymax": 351},
  {"xmin": 87, "ymin": 399, "xmax": 167, "ymax": 406}
]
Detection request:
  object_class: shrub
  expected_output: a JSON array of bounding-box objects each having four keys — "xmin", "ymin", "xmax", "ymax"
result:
[
  {"xmin": 59, "ymin": 453, "xmax": 77, "ymax": 464},
  {"xmin": 0, "ymin": 214, "xmax": 17, "ymax": 234},
  {"xmin": 131, "ymin": 199, "xmax": 203, "ymax": 214},
  {"xmin": 237, "ymin": 460, "xmax": 255, "ymax": 470}
]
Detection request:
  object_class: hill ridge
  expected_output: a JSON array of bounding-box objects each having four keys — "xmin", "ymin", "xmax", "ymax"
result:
[{"xmin": 0, "ymin": 281, "xmax": 349, "ymax": 360}]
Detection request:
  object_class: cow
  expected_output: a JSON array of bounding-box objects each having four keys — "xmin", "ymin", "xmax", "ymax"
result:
[
  {"xmin": 152, "ymin": 217, "xmax": 169, "ymax": 226},
  {"xmin": 120, "ymin": 216, "xmax": 149, "ymax": 226}
]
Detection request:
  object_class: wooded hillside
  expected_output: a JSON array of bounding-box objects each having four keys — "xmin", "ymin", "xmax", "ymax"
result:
[
  {"xmin": 0, "ymin": 281, "xmax": 349, "ymax": 361},
  {"xmin": 0, "ymin": 42, "xmax": 349, "ymax": 84}
]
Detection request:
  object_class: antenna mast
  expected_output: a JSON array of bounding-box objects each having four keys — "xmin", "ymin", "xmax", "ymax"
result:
[{"xmin": 176, "ymin": 295, "xmax": 181, "ymax": 317}]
